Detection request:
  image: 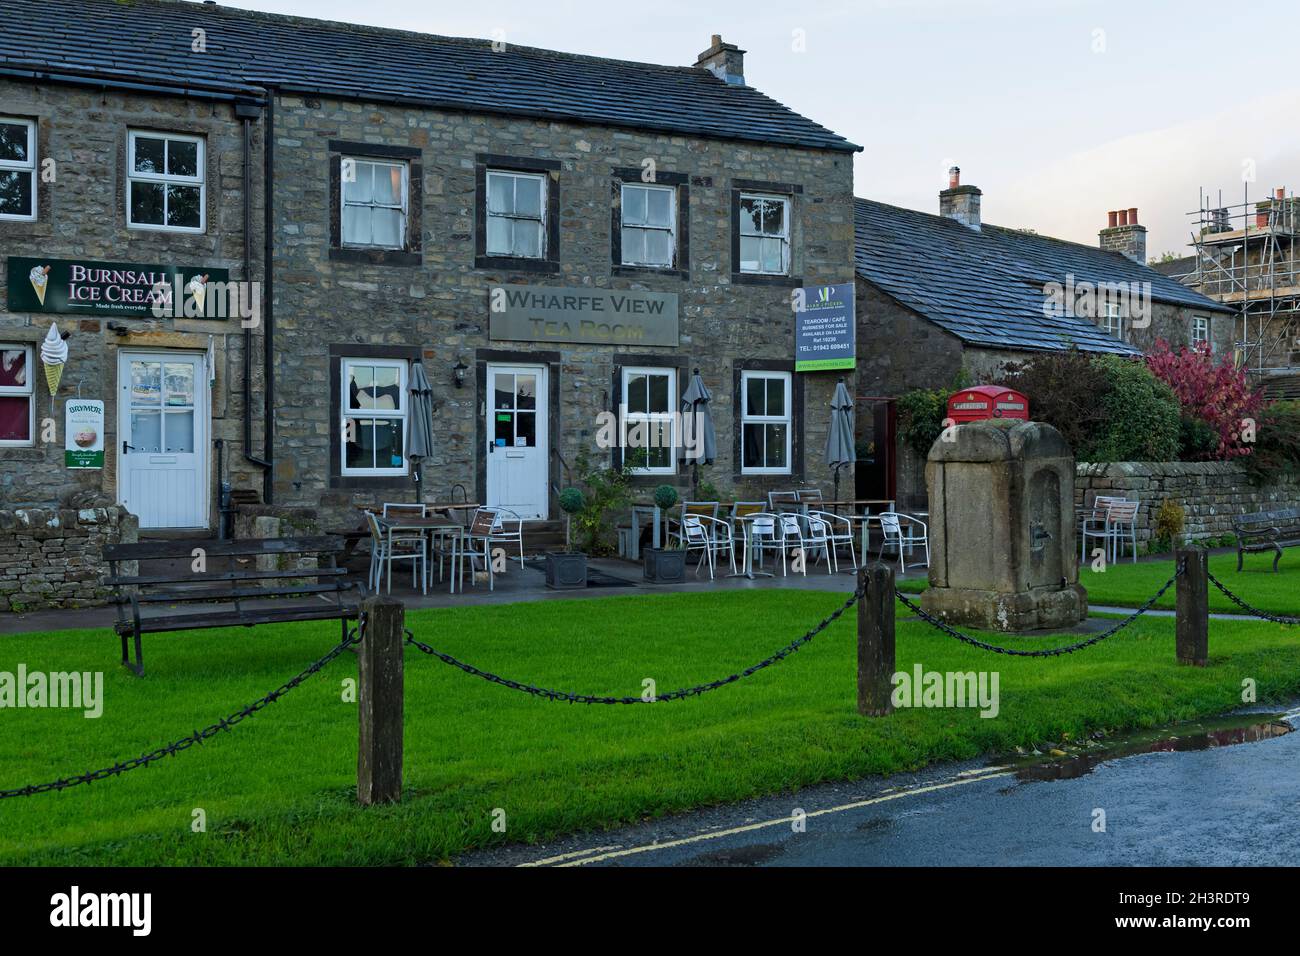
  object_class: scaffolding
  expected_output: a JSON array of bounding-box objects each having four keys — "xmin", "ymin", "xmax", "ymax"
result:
[{"xmin": 1184, "ymin": 184, "xmax": 1300, "ymax": 378}]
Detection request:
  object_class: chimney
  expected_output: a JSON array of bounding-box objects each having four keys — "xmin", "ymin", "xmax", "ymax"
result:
[
  {"xmin": 939, "ymin": 166, "xmax": 981, "ymax": 231},
  {"xmin": 694, "ymin": 34, "xmax": 746, "ymax": 86},
  {"xmin": 1100, "ymin": 206, "xmax": 1147, "ymax": 263}
]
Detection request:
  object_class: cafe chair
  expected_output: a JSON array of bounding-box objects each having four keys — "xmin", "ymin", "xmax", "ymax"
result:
[
  {"xmin": 365, "ymin": 510, "xmax": 426, "ymax": 595},
  {"xmin": 489, "ymin": 507, "xmax": 527, "ymax": 570},
  {"xmin": 456, "ymin": 507, "xmax": 500, "ymax": 592},
  {"xmin": 877, "ymin": 511, "xmax": 929, "ymax": 573},
  {"xmin": 1079, "ymin": 496, "xmax": 1122, "ymax": 564},
  {"xmin": 675, "ymin": 513, "xmax": 735, "ymax": 580},
  {"xmin": 809, "ymin": 509, "xmax": 856, "ymax": 572},
  {"xmin": 777, "ymin": 511, "xmax": 833, "ymax": 576}
]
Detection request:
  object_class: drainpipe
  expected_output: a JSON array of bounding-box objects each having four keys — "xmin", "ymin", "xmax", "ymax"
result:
[
  {"xmin": 235, "ymin": 100, "xmax": 271, "ymax": 494},
  {"xmin": 261, "ymin": 90, "xmax": 277, "ymax": 504}
]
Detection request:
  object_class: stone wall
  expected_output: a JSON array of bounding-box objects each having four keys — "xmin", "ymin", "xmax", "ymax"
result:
[
  {"xmin": 0, "ymin": 502, "xmax": 138, "ymax": 611},
  {"xmin": 1075, "ymin": 461, "xmax": 1300, "ymax": 548}
]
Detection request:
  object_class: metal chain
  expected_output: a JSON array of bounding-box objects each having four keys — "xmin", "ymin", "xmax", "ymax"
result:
[
  {"xmin": 405, "ymin": 583, "xmax": 864, "ymax": 704},
  {"xmin": 893, "ymin": 563, "xmax": 1184, "ymax": 657},
  {"xmin": 0, "ymin": 628, "xmax": 360, "ymax": 800},
  {"xmin": 1206, "ymin": 571, "xmax": 1300, "ymax": 625}
]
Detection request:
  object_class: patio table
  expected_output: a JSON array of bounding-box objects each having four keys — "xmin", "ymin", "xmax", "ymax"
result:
[
  {"xmin": 375, "ymin": 514, "xmax": 464, "ymax": 592},
  {"xmin": 728, "ymin": 512, "xmax": 775, "ymax": 580}
]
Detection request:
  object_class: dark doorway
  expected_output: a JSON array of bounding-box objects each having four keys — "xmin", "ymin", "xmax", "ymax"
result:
[{"xmin": 856, "ymin": 397, "xmax": 896, "ymax": 506}]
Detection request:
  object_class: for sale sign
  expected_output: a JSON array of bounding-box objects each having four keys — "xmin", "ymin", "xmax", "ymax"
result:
[
  {"xmin": 795, "ymin": 282, "xmax": 855, "ymax": 372},
  {"xmin": 65, "ymin": 399, "xmax": 104, "ymax": 469}
]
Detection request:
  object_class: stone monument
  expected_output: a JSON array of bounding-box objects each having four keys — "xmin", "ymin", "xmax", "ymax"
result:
[{"xmin": 920, "ymin": 419, "xmax": 1087, "ymax": 632}]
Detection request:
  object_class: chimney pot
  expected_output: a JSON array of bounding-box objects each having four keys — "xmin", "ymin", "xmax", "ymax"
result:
[
  {"xmin": 1277, "ymin": 187, "xmax": 1286, "ymax": 200},
  {"xmin": 1117, "ymin": 209, "xmax": 1129, "ymax": 227},
  {"xmin": 694, "ymin": 34, "xmax": 746, "ymax": 86},
  {"xmin": 1107, "ymin": 210, "xmax": 1118, "ymax": 228},
  {"xmin": 948, "ymin": 166, "xmax": 960, "ymax": 189},
  {"xmin": 1128, "ymin": 207, "xmax": 1138, "ymax": 226}
]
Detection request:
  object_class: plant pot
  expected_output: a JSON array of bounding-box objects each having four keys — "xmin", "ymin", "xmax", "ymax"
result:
[
  {"xmin": 545, "ymin": 551, "xmax": 587, "ymax": 590},
  {"xmin": 643, "ymin": 547, "xmax": 686, "ymax": 583}
]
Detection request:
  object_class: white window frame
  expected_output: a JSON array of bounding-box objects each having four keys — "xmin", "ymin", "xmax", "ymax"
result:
[
  {"xmin": 1101, "ymin": 301, "xmax": 1124, "ymax": 340},
  {"xmin": 1192, "ymin": 315, "xmax": 1211, "ymax": 349},
  {"xmin": 485, "ymin": 169, "xmax": 547, "ymax": 259},
  {"xmin": 0, "ymin": 117, "xmax": 36, "ymax": 222},
  {"xmin": 0, "ymin": 343, "xmax": 35, "ymax": 447},
  {"xmin": 126, "ymin": 130, "xmax": 206, "ymax": 233},
  {"xmin": 621, "ymin": 366, "xmax": 676, "ymax": 475},
  {"xmin": 740, "ymin": 370, "xmax": 792, "ymax": 475},
  {"xmin": 620, "ymin": 182, "xmax": 676, "ymax": 268},
  {"xmin": 340, "ymin": 157, "xmax": 409, "ymax": 250},
  {"xmin": 738, "ymin": 192, "xmax": 791, "ymax": 275},
  {"xmin": 340, "ymin": 357, "xmax": 410, "ymax": 477}
]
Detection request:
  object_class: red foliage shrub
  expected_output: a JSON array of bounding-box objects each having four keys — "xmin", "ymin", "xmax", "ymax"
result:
[{"xmin": 1144, "ymin": 340, "xmax": 1265, "ymax": 459}]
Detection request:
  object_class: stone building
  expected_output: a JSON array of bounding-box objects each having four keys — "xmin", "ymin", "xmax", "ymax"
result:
[
  {"xmin": 851, "ymin": 169, "xmax": 1233, "ymax": 504},
  {"xmin": 0, "ymin": 0, "xmax": 858, "ymax": 603}
]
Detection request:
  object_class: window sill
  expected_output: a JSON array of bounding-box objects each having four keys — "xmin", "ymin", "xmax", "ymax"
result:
[
  {"xmin": 613, "ymin": 264, "xmax": 688, "ymax": 280},
  {"xmin": 475, "ymin": 255, "xmax": 559, "ymax": 275},
  {"xmin": 731, "ymin": 272, "xmax": 801, "ymax": 288},
  {"xmin": 330, "ymin": 247, "xmax": 422, "ymax": 267}
]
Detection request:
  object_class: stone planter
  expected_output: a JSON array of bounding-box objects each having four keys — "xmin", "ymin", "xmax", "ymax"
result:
[
  {"xmin": 544, "ymin": 551, "xmax": 588, "ymax": 590},
  {"xmin": 643, "ymin": 547, "xmax": 686, "ymax": 583}
]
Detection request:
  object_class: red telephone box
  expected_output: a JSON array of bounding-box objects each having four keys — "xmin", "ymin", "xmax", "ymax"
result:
[{"xmin": 946, "ymin": 386, "xmax": 1029, "ymax": 423}]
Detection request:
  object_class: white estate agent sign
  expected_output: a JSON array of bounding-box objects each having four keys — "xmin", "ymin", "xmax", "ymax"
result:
[{"xmin": 64, "ymin": 399, "xmax": 104, "ymax": 469}]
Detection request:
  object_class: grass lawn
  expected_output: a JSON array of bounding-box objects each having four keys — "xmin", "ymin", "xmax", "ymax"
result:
[
  {"xmin": 3, "ymin": 589, "xmax": 1300, "ymax": 866},
  {"xmin": 898, "ymin": 549, "xmax": 1300, "ymax": 616}
]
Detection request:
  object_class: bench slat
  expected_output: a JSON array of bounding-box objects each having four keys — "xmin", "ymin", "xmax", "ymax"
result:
[
  {"xmin": 103, "ymin": 536, "xmax": 346, "ymax": 562},
  {"xmin": 105, "ymin": 566, "xmax": 349, "ymax": 588},
  {"xmin": 129, "ymin": 582, "xmax": 356, "ymax": 605},
  {"xmin": 115, "ymin": 603, "xmax": 359, "ymax": 635}
]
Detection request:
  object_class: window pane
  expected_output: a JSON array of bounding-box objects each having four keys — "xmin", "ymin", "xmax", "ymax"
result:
[
  {"xmin": 0, "ymin": 349, "xmax": 28, "ymax": 388},
  {"xmin": 622, "ymin": 186, "xmax": 647, "ymax": 226},
  {"xmin": 514, "ymin": 176, "xmax": 542, "ymax": 218},
  {"xmin": 133, "ymin": 136, "xmax": 165, "ymax": 174},
  {"xmin": 343, "ymin": 162, "xmax": 373, "ymax": 203},
  {"xmin": 370, "ymin": 207, "xmax": 402, "ymax": 248},
  {"xmin": 167, "ymin": 185, "xmax": 202, "ymax": 228},
  {"xmin": 647, "ymin": 438, "xmax": 670, "ymax": 470},
  {"xmin": 130, "ymin": 181, "xmax": 164, "ymax": 225},
  {"xmin": 130, "ymin": 409, "xmax": 162, "ymax": 453},
  {"xmin": 648, "ymin": 373, "xmax": 669, "ymax": 412},
  {"xmin": 487, "ymin": 173, "xmax": 512, "ymax": 214},
  {"xmin": 513, "ymin": 221, "xmax": 542, "ymax": 258},
  {"xmin": 745, "ymin": 376, "xmax": 765, "ymax": 417},
  {"xmin": 347, "ymin": 364, "xmax": 372, "ymax": 410},
  {"xmin": 515, "ymin": 411, "xmax": 536, "ymax": 447},
  {"xmin": 742, "ymin": 423, "xmax": 764, "ymax": 469},
  {"xmin": 646, "ymin": 188, "xmax": 672, "ymax": 227},
  {"xmin": 766, "ymin": 377, "xmax": 785, "ymax": 416},
  {"xmin": 164, "ymin": 411, "xmax": 195, "ymax": 453},
  {"xmin": 621, "ymin": 227, "xmax": 645, "ymax": 265},
  {"xmin": 766, "ymin": 424, "xmax": 788, "ymax": 468},
  {"xmin": 167, "ymin": 139, "xmax": 198, "ymax": 177},
  {"xmin": 130, "ymin": 361, "xmax": 162, "ymax": 405},
  {"xmin": 761, "ymin": 198, "xmax": 785, "ymax": 236},
  {"xmin": 342, "ymin": 205, "xmax": 368, "ymax": 245},
  {"xmin": 0, "ymin": 396, "xmax": 30, "ymax": 442},
  {"xmin": 372, "ymin": 164, "xmax": 401, "ymax": 205},
  {"xmin": 625, "ymin": 373, "xmax": 648, "ymax": 414},
  {"xmin": 494, "ymin": 374, "xmax": 514, "ymax": 410},
  {"xmin": 739, "ymin": 197, "xmax": 762, "ymax": 235},
  {"xmin": 739, "ymin": 236, "xmax": 762, "ymax": 273},
  {"xmin": 645, "ymin": 230, "xmax": 672, "ymax": 266},
  {"xmin": 516, "ymin": 375, "xmax": 536, "ymax": 410},
  {"xmin": 761, "ymin": 238, "xmax": 784, "ymax": 274},
  {"xmin": 0, "ymin": 122, "xmax": 29, "ymax": 163},
  {"xmin": 0, "ymin": 170, "xmax": 32, "ymax": 217},
  {"xmin": 374, "ymin": 419, "xmax": 403, "ymax": 467},
  {"xmin": 486, "ymin": 217, "xmax": 511, "ymax": 255},
  {"xmin": 164, "ymin": 363, "xmax": 195, "ymax": 406},
  {"xmin": 346, "ymin": 420, "xmax": 373, "ymax": 469}
]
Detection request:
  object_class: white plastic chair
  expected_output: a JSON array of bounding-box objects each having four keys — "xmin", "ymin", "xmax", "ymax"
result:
[
  {"xmin": 878, "ymin": 511, "xmax": 929, "ymax": 572},
  {"xmin": 809, "ymin": 509, "xmax": 856, "ymax": 572},
  {"xmin": 746, "ymin": 511, "xmax": 780, "ymax": 571}
]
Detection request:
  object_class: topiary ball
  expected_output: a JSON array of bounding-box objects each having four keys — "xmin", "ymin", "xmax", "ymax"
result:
[
  {"xmin": 558, "ymin": 487, "xmax": 585, "ymax": 515},
  {"xmin": 653, "ymin": 484, "xmax": 679, "ymax": 510}
]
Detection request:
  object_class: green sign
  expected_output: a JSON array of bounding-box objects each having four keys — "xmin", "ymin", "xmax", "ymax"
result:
[
  {"xmin": 795, "ymin": 282, "xmax": 856, "ymax": 372},
  {"xmin": 7, "ymin": 256, "xmax": 230, "ymax": 318},
  {"xmin": 65, "ymin": 399, "xmax": 104, "ymax": 469}
]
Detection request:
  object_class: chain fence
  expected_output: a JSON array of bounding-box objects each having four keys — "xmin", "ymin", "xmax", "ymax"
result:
[
  {"xmin": 404, "ymin": 582, "xmax": 864, "ymax": 704},
  {"xmin": 893, "ymin": 563, "xmax": 1184, "ymax": 657},
  {"xmin": 0, "ymin": 628, "xmax": 359, "ymax": 800},
  {"xmin": 1207, "ymin": 571, "xmax": 1300, "ymax": 625}
]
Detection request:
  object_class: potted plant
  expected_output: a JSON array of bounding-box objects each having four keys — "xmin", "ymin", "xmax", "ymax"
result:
[
  {"xmin": 643, "ymin": 484, "xmax": 687, "ymax": 583},
  {"xmin": 545, "ymin": 487, "xmax": 588, "ymax": 589}
]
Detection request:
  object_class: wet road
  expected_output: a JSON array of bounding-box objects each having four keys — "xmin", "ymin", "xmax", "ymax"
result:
[{"xmin": 463, "ymin": 709, "xmax": 1300, "ymax": 867}]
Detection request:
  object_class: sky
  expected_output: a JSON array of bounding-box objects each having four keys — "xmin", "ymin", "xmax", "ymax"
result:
[{"xmin": 220, "ymin": 0, "xmax": 1300, "ymax": 259}]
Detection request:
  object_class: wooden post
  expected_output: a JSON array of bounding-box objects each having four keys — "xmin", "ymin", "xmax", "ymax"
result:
[
  {"xmin": 858, "ymin": 562, "xmax": 896, "ymax": 716},
  {"xmin": 357, "ymin": 596, "xmax": 404, "ymax": 805},
  {"xmin": 1175, "ymin": 547, "xmax": 1209, "ymax": 667}
]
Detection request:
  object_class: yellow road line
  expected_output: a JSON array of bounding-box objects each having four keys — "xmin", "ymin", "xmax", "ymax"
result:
[
  {"xmin": 536, "ymin": 770, "xmax": 1015, "ymax": 868},
  {"xmin": 519, "ymin": 845, "xmax": 623, "ymax": 867}
]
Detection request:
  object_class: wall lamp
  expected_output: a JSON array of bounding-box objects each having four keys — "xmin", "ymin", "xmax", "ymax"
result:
[{"xmin": 453, "ymin": 358, "xmax": 468, "ymax": 389}]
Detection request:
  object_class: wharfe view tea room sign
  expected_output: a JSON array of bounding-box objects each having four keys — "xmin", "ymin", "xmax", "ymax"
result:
[
  {"xmin": 7, "ymin": 256, "xmax": 229, "ymax": 318},
  {"xmin": 489, "ymin": 285, "xmax": 679, "ymax": 347}
]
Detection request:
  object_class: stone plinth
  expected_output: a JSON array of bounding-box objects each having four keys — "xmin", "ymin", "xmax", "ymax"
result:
[{"xmin": 921, "ymin": 419, "xmax": 1086, "ymax": 632}]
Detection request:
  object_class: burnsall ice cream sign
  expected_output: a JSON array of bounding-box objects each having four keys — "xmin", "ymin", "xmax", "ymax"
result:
[
  {"xmin": 489, "ymin": 284, "xmax": 679, "ymax": 346},
  {"xmin": 6, "ymin": 256, "xmax": 229, "ymax": 318}
]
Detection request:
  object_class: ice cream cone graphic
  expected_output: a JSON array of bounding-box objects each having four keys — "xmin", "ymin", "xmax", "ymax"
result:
[
  {"xmin": 40, "ymin": 322, "xmax": 68, "ymax": 397},
  {"xmin": 187, "ymin": 273, "xmax": 209, "ymax": 315},
  {"xmin": 29, "ymin": 265, "xmax": 50, "ymax": 306}
]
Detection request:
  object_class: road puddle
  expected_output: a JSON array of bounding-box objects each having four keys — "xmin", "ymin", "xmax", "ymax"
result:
[{"xmin": 1008, "ymin": 710, "xmax": 1297, "ymax": 782}]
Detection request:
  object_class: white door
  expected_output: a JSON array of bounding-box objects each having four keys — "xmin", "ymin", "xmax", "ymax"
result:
[
  {"xmin": 486, "ymin": 364, "xmax": 548, "ymax": 519},
  {"xmin": 118, "ymin": 351, "xmax": 208, "ymax": 529}
]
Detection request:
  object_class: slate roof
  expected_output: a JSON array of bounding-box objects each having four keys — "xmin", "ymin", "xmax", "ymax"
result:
[
  {"xmin": 1150, "ymin": 255, "xmax": 1199, "ymax": 281},
  {"xmin": 0, "ymin": 0, "xmax": 859, "ymax": 154},
  {"xmin": 854, "ymin": 198, "xmax": 1232, "ymax": 355}
]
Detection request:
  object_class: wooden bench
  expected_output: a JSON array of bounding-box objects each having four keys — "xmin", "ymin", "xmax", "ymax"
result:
[
  {"xmin": 1232, "ymin": 508, "xmax": 1300, "ymax": 572},
  {"xmin": 102, "ymin": 536, "xmax": 362, "ymax": 675}
]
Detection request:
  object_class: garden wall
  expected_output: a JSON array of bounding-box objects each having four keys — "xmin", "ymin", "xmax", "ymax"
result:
[
  {"xmin": 0, "ymin": 500, "xmax": 138, "ymax": 612},
  {"xmin": 1075, "ymin": 461, "xmax": 1300, "ymax": 550}
]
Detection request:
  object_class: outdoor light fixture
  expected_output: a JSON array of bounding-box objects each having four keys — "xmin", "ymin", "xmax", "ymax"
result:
[{"xmin": 453, "ymin": 358, "xmax": 468, "ymax": 388}]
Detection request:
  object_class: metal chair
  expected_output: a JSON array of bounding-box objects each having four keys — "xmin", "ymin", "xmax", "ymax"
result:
[
  {"xmin": 776, "ymin": 511, "xmax": 832, "ymax": 576},
  {"xmin": 1079, "ymin": 496, "xmax": 1122, "ymax": 563},
  {"xmin": 455, "ymin": 507, "xmax": 500, "ymax": 592},
  {"xmin": 364, "ymin": 510, "xmax": 426, "ymax": 595},
  {"xmin": 809, "ymin": 508, "xmax": 856, "ymax": 572},
  {"xmin": 877, "ymin": 511, "xmax": 929, "ymax": 572},
  {"xmin": 488, "ymin": 507, "xmax": 526, "ymax": 570},
  {"xmin": 676, "ymin": 514, "xmax": 736, "ymax": 579}
]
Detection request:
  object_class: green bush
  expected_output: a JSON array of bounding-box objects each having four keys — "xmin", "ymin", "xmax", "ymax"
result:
[
  {"xmin": 1242, "ymin": 400, "xmax": 1300, "ymax": 484},
  {"xmin": 897, "ymin": 387, "xmax": 952, "ymax": 460},
  {"xmin": 1178, "ymin": 416, "xmax": 1219, "ymax": 461},
  {"xmin": 1151, "ymin": 499, "xmax": 1185, "ymax": 553},
  {"xmin": 1085, "ymin": 354, "xmax": 1181, "ymax": 462}
]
